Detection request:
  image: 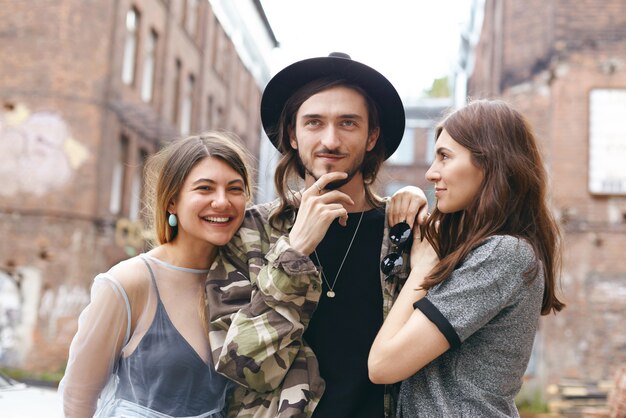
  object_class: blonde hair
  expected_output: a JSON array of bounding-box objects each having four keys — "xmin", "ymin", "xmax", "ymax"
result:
[{"xmin": 143, "ymin": 132, "xmax": 253, "ymax": 247}]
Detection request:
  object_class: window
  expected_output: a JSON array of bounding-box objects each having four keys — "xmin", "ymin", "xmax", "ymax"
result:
[
  {"xmin": 141, "ymin": 29, "xmax": 158, "ymax": 103},
  {"xmin": 129, "ymin": 149, "xmax": 148, "ymax": 221},
  {"xmin": 180, "ymin": 74, "xmax": 194, "ymax": 135},
  {"xmin": 425, "ymin": 127, "xmax": 436, "ymax": 163},
  {"xmin": 211, "ymin": 17, "xmax": 220, "ymax": 67},
  {"xmin": 589, "ymin": 89, "xmax": 626, "ymax": 195},
  {"xmin": 387, "ymin": 127, "xmax": 415, "ymax": 165},
  {"xmin": 212, "ymin": 26, "xmax": 230, "ymax": 80},
  {"xmin": 206, "ymin": 95, "xmax": 214, "ymax": 130},
  {"xmin": 215, "ymin": 106, "xmax": 224, "ymax": 130},
  {"xmin": 237, "ymin": 66, "xmax": 249, "ymax": 109},
  {"xmin": 172, "ymin": 59, "xmax": 182, "ymax": 123},
  {"xmin": 185, "ymin": 0, "xmax": 200, "ymax": 37},
  {"xmin": 121, "ymin": 7, "xmax": 140, "ymax": 85},
  {"xmin": 110, "ymin": 135, "xmax": 129, "ymax": 215},
  {"xmin": 385, "ymin": 181, "xmax": 411, "ymax": 197}
]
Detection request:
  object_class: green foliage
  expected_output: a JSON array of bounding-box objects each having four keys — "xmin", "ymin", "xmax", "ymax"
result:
[
  {"xmin": 1, "ymin": 367, "xmax": 64, "ymax": 385},
  {"xmin": 516, "ymin": 388, "xmax": 550, "ymax": 414},
  {"xmin": 424, "ymin": 76, "xmax": 450, "ymax": 98}
]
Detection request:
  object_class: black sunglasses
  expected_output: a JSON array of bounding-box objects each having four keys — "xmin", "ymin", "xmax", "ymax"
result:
[{"xmin": 380, "ymin": 222, "xmax": 412, "ymax": 277}]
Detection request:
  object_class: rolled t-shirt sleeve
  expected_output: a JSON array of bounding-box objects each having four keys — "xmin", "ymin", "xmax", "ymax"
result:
[{"xmin": 414, "ymin": 235, "xmax": 536, "ymax": 347}]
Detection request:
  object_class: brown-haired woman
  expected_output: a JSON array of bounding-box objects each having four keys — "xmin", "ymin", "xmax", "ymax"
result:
[
  {"xmin": 60, "ymin": 132, "xmax": 252, "ymax": 418},
  {"xmin": 368, "ymin": 99, "xmax": 565, "ymax": 417}
]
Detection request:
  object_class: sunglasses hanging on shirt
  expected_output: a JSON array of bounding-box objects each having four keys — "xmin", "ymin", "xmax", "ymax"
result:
[{"xmin": 380, "ymin": 221, "xmax": 412, "ymax": 278}]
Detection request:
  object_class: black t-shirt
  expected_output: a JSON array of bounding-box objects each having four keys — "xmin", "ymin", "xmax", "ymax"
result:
[{"xmin": 305, "ymin": 208, "xmax": 385, "ymax": 418}]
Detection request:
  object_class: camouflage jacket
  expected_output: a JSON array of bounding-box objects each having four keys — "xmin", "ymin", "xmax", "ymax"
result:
[{"xmin": 206, "ymin": 200, "xmax": 410, "ymax": 418}]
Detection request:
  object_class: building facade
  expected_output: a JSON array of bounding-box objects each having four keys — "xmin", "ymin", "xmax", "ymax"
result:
[
  {"xmin": 458, "ymin": 0, "xmax": 626, "ymax": 404},
  {"xmin": 0, "ymin": 0, "xmax": 276, "ymax": 373},
  {"xmin": 380, "ymin": 98, "xmax": 453, "ymax": 199}
]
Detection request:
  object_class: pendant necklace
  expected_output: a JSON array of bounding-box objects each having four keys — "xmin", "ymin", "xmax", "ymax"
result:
[{"xmin": 313, "ymin": 211, "xmax": 364, "ymax": 299}]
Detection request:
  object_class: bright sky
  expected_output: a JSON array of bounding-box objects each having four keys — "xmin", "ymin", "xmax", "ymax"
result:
[{"xmin": 260, "ymin": 0, "xmax": 472, "ymax": 101}]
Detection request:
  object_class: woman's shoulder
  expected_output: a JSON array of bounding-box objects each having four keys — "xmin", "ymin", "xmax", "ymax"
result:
[
  {"xmin": 477, "ymin": 235, "xmax": 537, "ymax": 270},
  {"xmin": 467, "ymin": 235, "xmax": 535, "ymax": 266},
  {"xmin": 103, "ymin": 255, "xmax": 150, "ymax": 295},
  {"xmin": 488, "ymin": 234, "xmax": 533, "ymax": 254},
  {"xmin": 453, "ymin": 236, "xmax": 540, "ymax": 295}
]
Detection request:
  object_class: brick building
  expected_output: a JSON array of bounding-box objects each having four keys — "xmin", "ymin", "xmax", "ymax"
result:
[
  {"xmin": 0, "ymin": 0, "xmax": 276, "ymax": 373},
  {"xmin": 456, "ymin": 0, "xmax": 626, "ymax": 403},
  {"xmin": 381, "ymin": 98, "xmax": 453, "ymax": 199}
]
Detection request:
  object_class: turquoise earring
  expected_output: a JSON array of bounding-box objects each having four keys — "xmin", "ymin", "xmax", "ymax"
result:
[{"xmin": 168, "ymin": 213, "xmax": 178, "ymax": 227}]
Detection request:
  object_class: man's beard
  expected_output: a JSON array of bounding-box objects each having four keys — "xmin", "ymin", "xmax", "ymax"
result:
[{"xmin": 297, "ymin": 147, "xmax": 365, "ymax": 190}]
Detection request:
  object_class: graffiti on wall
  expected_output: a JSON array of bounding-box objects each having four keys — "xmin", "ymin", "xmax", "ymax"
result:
[
  {"xmin": 0, "ymin": 266, "xmax": 43, "ymax": 365},
  {"xmin": 0, "ymin": 266, "xmax": 90, "ymax": 367},
  {"xmin": 0, "ymin": 103, "xmax": 89, "ymax": 196},
  {"xmin": 115, "ymin": 217, "xmax": 152, "ymax": 254},
  {"xmin": 39, "ymin": 284, "xmax": 90, "ymax": 341}
]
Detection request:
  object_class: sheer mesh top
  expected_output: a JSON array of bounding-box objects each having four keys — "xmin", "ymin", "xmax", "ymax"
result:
[{"xmin": 60, "ymin": 253, "xmax": 231, "ymax": 418}]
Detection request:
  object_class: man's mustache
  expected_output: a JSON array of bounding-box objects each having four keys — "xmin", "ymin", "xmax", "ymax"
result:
[{"xmin": 315, "ymin": 147, "xmax": 348, "ymax": 157}]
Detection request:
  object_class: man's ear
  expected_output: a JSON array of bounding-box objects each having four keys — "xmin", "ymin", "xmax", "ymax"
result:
[
  {"xmin": 366, "ymin": 127, "xmax": 380, "ymax": 152},
  {"xmin": 289, "ymin": 127, "xmax": 298, "ymax": 150}
]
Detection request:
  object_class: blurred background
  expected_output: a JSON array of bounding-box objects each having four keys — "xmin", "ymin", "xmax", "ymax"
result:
[{"xmin": 1, "ymin": 1, "xmax": 625, "ymax": 416}]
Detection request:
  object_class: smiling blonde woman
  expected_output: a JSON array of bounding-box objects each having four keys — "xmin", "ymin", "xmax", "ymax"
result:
[{"xmin": 59, "ymin": 132, "xmax": 252, "ymax": 418}]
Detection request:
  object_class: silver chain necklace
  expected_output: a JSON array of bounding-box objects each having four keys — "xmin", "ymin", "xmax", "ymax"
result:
[{"xmin": 313, "ymin": 211, "xmax": 365, "ymax": 299}]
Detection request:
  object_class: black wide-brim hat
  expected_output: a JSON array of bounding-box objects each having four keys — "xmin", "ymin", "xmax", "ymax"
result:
[{"xmin": 260, "ymin": 52, "xmax": 406, "ymax": 159}]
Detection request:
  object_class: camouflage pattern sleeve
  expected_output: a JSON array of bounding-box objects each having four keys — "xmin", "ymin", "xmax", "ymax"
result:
[
  {"xmin": 225, "ymin": 343, "xmax": 324, "ymax": 418},
  {"xmin": 205, "ymin": 200, "xmax": 405, "ymax": 416},
  {"xmin": 206, "ymin": 204, "xmax": 323, "ymax": 393}
]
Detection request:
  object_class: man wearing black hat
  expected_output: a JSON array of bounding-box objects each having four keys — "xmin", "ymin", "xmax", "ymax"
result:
[{"xmin": 206, "ymin": 53, "xmax": 428, "ymax": 418}]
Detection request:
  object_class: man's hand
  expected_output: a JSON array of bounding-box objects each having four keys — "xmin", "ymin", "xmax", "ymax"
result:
[{"xmin": 289, "ymin": 172, "xmax": 354, "ymax": 255}]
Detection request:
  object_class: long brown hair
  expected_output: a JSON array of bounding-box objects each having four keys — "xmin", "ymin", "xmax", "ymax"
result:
[
  {"xmin": 268, "ymin": 78, "xmax": 386, "ymax": 228},
  {"xmin": 423, "ymin": 99, "xmax": 565, "ymax": 315},
  {"xmin": 144, "ymin": 132, "xmax": 252, "ymax": 246}
]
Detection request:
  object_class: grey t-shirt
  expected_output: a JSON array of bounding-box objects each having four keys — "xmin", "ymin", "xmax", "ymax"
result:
[{"xmin": 398, "ymin": 235, "xmax": 544, "ymax": 418}]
